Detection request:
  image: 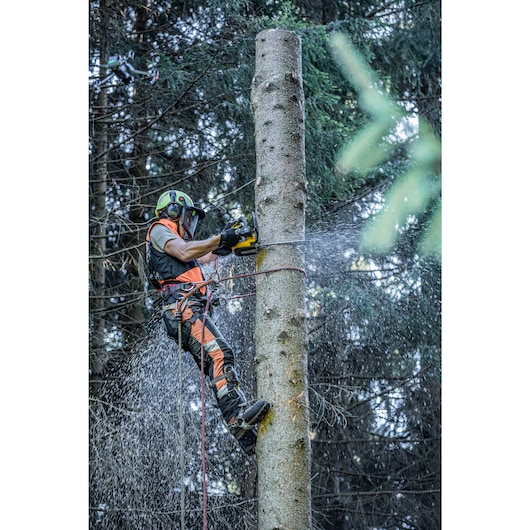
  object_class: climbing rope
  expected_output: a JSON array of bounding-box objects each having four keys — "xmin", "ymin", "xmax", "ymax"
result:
[
  {"xmin": 199, "ymin": 289, "xmax": 213, "ymax": 530},
  {"xmin": 177, "ymin": 313, "xmax": 185, "ymax": 530}
]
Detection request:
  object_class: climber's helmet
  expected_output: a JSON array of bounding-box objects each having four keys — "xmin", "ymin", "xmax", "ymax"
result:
[{"xmin": 155, "ymin": 190, "xmax": 205, "ymax": 240}]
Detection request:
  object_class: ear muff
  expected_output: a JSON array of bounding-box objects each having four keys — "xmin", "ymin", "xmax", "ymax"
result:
[
  {"xmin": 166, "ymin": 203, "xmax": 181, "ymax": 219},
  {"xmin": 166, "ymin": 190, "xmax": 182, "ymax": 219}
]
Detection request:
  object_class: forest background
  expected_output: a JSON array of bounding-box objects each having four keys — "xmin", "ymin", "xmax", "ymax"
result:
[
  {"xmin": 1, "ymin": 1, "xmax": 528, "ymax": 529},
  {"xmin": 86, "ymin": 0, "xmax": 442, "ymax": 527}
]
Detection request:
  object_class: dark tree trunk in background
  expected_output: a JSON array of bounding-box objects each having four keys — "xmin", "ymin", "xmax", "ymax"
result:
[{"xmin": 89, "ymin": 0, "xmax": 109, "ymax": 392}]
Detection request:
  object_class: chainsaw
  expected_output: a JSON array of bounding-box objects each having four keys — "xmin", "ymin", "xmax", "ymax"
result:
[{"xmin": 213, "ymin": 212, "xmax": 258, "ymax": 256}]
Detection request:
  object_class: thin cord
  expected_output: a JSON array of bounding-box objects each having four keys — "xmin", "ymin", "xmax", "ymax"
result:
[{"xmin": 177, "ymin": 317, "xmax": 185, "ymax": 530}]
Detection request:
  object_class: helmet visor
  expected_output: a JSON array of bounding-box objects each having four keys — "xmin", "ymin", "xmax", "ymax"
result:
[{"xmin": 181, "ymin": 206, "xmax": 200, "ymax": 239}]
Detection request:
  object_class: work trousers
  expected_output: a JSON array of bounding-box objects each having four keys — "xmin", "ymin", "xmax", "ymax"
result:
[{"xmin": 162, "ymin": 299, "xmax": 245, "ymax": 423}]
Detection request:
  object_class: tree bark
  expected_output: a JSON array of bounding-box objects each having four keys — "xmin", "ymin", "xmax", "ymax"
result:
[{"xmin": 251, "ymin": 29, "xmax": 311, "ymax": 530}]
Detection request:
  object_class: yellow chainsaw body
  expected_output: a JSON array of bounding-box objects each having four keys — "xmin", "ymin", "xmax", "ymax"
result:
[{"xmin": 232, "ymin": 212, "xmax": 258, "ymax": 256}]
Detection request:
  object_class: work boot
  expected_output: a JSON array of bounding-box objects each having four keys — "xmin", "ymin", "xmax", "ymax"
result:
[{"xmin": 228, "ymin": 399, "xmax": 271, "ymax": 453}]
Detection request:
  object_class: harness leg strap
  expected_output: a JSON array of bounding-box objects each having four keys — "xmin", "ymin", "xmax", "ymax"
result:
[{"xmin": 211, "ymin": 365, "xmax": 240, "ymax": 391}]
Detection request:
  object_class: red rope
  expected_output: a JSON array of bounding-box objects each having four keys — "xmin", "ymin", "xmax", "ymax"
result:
[
  {"xmin": 199, "ymin": 291, "xmax": 212, "ymax": 530},
  {"xmin": 223, "ymin": 265, "xmax": 307, "ymax": 282}
]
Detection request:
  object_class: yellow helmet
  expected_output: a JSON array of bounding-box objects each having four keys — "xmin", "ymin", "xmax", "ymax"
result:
[{"xmin": 155, "ymin": 190, "xmax": 205, "ymax": 239}]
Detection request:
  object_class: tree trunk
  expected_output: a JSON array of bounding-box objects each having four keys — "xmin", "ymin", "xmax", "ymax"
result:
[
  {"xmin": 121, "ymin": 2, "xmax": 150, "ymax": 336},
  {"xmin": 251, "ymin": 29, "xmax": 311, "ymax": 530},
  {"xmin": 89, "ymin": 8, "xmax": 109, "ymax": 393}
]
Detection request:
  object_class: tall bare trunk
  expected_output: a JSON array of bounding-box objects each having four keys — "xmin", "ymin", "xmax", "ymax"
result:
[
  {"xmin": 89, "ymin": 28, "xmax": 109, "ymax": 393},
  {"xmin": 251, "ymin": 28, "xmax": 312, "ymax": 530}
]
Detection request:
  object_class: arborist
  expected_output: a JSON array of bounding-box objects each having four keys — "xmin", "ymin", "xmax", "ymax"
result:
[{"xmin": 145, "ymin": 189, "xmax": 271, "ymax": 455}]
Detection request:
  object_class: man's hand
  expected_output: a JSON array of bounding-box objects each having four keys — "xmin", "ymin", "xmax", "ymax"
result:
[{"xmin": 219, "ymin": 228, "xmax": 240, "ymax": 248}]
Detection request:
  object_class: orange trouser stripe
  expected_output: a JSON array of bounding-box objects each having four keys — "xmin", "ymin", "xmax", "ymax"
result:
[{"xmin": 183, "ymin": 306, "xmax": 226, "ymax": 390}]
